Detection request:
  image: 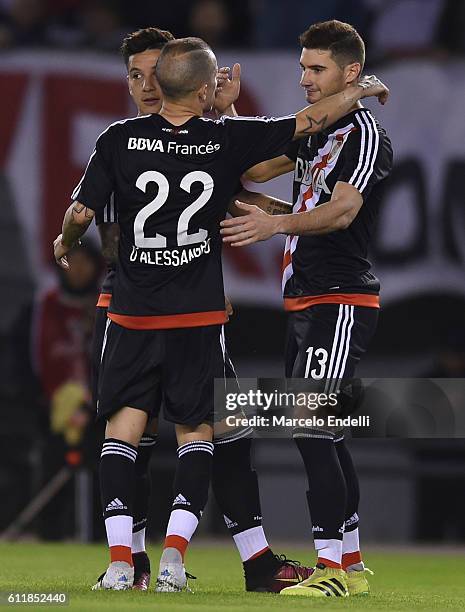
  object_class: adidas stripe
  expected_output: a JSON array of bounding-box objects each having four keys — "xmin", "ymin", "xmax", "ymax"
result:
[{"xmin": 178, "ymin": 441, "xmax": 214, "ymax": 458}]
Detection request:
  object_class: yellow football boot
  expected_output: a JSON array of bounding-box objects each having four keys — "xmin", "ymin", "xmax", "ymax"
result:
[
  {"xmin": 346, "ymin": 566, "xmax": 373, "ymax": 596},
  {"xmin": 280, "ymin": 563, "xmax": 349, "ymax": 597}
]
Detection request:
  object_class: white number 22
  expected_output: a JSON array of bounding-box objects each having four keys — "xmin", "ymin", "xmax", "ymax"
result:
[{"xmin": 134, "ymin": 170, "xmax": 213, "ymax": 248}]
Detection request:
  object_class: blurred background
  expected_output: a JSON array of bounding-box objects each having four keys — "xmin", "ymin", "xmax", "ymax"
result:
[{"xmin": 1, "ymin": 0, "xmax": 465, "ymax": 546}]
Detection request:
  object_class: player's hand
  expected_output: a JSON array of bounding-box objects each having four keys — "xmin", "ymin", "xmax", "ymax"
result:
[
  {"xmin": 356, "ymin": 74, "xmax": 389, "ymax": 105},
  {"xmin": 214, "ymin": 63, "xmax": 241, "ymax": 113},
  {"xmin": 53, "ymin": 234, "xmax": 70, "ymax": 269},
  {"xmin": 225, "ymin": 294, "xmax": 234, "ymax": 316},
  {"xmin": 220, "ymin": 201, "xmax": 278, "ymax": 246}
]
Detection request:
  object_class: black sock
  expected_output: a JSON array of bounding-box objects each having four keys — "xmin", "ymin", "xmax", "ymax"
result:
[
  {"xmin": 335, "ymin": 438, "xmax": 360, "ymax": 531},
  {"xmin": 212, "ymin": 435, "xmax": 281, "ymax": 585},
  {"xmin": 243, "ymin": 549, "xmax": 281, "ymax": 586},
  {"xmin": 132, "ymin": 551, "xmax": 150, "ymax": 574},
  {"xmin": 133, "ymin": 435, "xmax": 157, "ymax": 537},
  {"xmin": 212, "ymin": 436, "xmax": 263, "ymax": 536},
  {"xmin": 171, "ymin": 441, "xmax": 214, "ymax": 520},
  {"xmin": 294, "ymin": 436, "xmax": 347, "ymax": 541},
  {"xmin": 100, "ymin": 438, "xmax": 137, "ymax": 557}
]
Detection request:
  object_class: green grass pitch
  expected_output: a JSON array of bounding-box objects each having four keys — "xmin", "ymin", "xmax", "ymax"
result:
[{"xmin": 1, "ymin": 542, "xmax": 465, "ymax": 611}]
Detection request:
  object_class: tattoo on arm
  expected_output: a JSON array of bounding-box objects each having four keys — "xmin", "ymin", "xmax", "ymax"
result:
[
  {"xmin": 62, "ymin": 202, "xmax": 93, "ymax": 247},
  {"xmin": 72, "ymin": 203, "xmax": 94, "ymax": 220},
  {"xmin": 265, "ymin": 199, "xmax": 292, "ymax": 215},
  {"xmin": 301, "ymin": 113, "xmax": 328, "ymax": 135}
]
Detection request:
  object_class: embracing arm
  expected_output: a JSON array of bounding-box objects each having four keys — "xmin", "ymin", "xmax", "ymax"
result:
[
  {"xmin": 242, "ymin": 155, "xmax": 295, "ymax": 183},
  {"xmin": 221, "ymin": 181, "xmax": 363, "ymax": 246},
  {"xmin": 243, "ymin": 75, "xmax": 389, "ymax": 183},
  {"xmin": 229, "ymin": 188, "xmax": 292, "ymax": 217}
]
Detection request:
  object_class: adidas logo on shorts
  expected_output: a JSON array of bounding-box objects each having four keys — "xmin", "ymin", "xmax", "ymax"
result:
[{"xmin": 105, "ymin": 498, "xmax": 127, "ymax": 512}]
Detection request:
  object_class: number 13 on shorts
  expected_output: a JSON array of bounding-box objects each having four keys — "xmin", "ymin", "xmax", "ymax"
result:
[{"xmin": 304, "ymin": 346, "xmax": 329, "ymax": 380}]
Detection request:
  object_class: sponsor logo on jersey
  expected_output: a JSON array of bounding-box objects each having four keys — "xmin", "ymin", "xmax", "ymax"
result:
[
  {"xmin": 127, "ymin": 137, "xmax": 220, "ymax": 155},
  {"xmin": 161, "ymin": 127, "xmax": 189, "ymax": 134},
  {"xmin": 295, "ymin": 134, "xmax": 348, "ymax": 195}
]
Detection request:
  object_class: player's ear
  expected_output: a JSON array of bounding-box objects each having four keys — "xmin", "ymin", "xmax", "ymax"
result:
[
  {"xmin": 345, "ymin": 62, "xmax": 361, "ymax": 86},
  {"xmin": 127, "ymin": 74, "xmax": 133, "ymax": 97},
  {"xmin": 199, "ymin": 83, "xmax": 208, "ymax": 102}
]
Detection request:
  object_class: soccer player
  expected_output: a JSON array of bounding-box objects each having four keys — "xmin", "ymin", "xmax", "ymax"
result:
[
  {"xmin": 221, "ymin": 20, "xmax": 393, "ymax": 597},
  {"xmin": 54, "ymin": 36, "xmax": 388, "ymax": 592},
  {"xmin": 90, "ymin": 27, "xmax": 313, "ymax": 593}
]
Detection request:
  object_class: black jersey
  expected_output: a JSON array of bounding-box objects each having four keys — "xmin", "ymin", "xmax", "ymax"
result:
[
  {"xmin": 73, "ymin": 113, "xmax": 295, "ymax": 328},
  {"xmin": 283, "ymin": 107, "xmax": 392, "ymax": 311}
]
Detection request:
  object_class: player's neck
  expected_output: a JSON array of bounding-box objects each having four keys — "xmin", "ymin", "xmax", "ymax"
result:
[{"xmin": 159, "ymin": 99, "xmax": 201, "ymax": 125}]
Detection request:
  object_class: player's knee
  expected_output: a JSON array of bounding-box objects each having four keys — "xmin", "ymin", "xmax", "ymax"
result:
[
  {"xmin": 175, "ymin": 422, "xmax": 213, "ymax": 446},
  {"xmin": 105, "ymin": 406, "xmax": 148, "ymax": 446}
]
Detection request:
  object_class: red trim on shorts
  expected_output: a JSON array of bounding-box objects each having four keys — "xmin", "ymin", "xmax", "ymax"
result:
[
  {"xmin": 284, "ymin": 293, "xmax": 380, "ymax": 311},
  {"xmin": 97, "ymin": 293, "xmax": 111, "ymax": 308},
  {"xmin": 108, "ymin": 310, "xmax": 228, "ymax": 330}
]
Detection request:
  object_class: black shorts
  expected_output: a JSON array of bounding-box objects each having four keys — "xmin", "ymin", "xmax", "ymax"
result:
[
  {"xmin": 96, "ymin": 316, "xmax": 237, "ymax": 426},
  {"xmin": 91, "ymin": 305, "xmax": 162, "ymax": 415},
  {"xmin": 285, "ymin": 303, "xmax": 378, "ymax": 437}
]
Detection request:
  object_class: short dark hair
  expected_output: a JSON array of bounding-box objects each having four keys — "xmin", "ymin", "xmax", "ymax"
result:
[
  {"xmin": 121, "ymin": 27, "xmax": 175, "ymax": 66},
  {"xmin": 299, "ymin": 20, "xmax": 365, "ymax": 71},
  {"xmin": 155, "ymin": 37, "xmax": 216, "ymax": 100}
]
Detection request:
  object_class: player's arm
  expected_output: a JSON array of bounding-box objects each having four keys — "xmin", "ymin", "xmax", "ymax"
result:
[
  {"xmin": 242, "ymin": 75, "xmax": 388, "ymax": 183},
  {"xmin": 54, "ymin": 202, "xmax": 95, "ymax": 268},
  {"xmin": 242, "ymin": 155, "xmax": 295, "ymax": 183},
  {"xmin": 54, "ymin": 128, "xmax": 116, "ymax": 268},
  {"xmin": 229, "ymin": 188, "xmax": 292, "ymax": 217},
  {"xmin": 294, "ymin": 75, "xmax": 388, "ymax": 138},
  {"xmin": 221, "ymin": 181, "xmax": 362, "ymax": 246}
]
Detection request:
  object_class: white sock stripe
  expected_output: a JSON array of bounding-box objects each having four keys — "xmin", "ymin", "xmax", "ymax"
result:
[
  {"xmin": 178, "ymin": 442, "xmax": 214, "ymax": 450},
  {"xmin": 324, "ymin": 305, "xmax": 345, "ymax": 393},
  {"xmin": 102, "ymin": 445, "xmax": 137, "ymax": 460},
  {"xmin": 178, "ymin": 444, "xmax": 214, "ymax": 457},
  {"xmin": 139, "ymin": 438, "xmax": 157, "ymax": 447},
  {"xmin": 327, "ymin": 305, "xmax": 351, "ymax": 394},
  {"xmin": 103, "ymin": 441, "xmax": 137, "ymax": 453},
  {"xmin": 214, "ymin": 426, "xmax": 253, "ymax": 445},
  {"xmin": 178, "ymin": 449, "xmax": 214, "ymax": 459},
  {"xmin": 101, "ymin": 449, "xmax": 137, "ymax": 462},
  {"xmin": 177, "ymin": 441, "xmax": 214, "ymax": 452}
]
